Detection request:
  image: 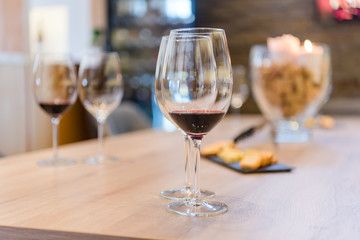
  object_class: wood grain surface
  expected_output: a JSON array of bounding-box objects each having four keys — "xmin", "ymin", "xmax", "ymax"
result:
[{"xmin": 0, "ymin": 115, "xmax": 359, "ymax": 239}]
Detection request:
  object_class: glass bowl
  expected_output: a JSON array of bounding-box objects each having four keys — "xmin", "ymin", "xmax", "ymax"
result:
[{"xmin": 250, "ymin": 44, "xmax": 331, "ymax": 143}]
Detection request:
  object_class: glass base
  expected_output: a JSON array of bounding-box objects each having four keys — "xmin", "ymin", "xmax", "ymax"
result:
[
  {"xmin": 84, "ymin": 154, "xmax": 119, "ymax": 165},
  {"xmin": 273, "ymin": 120, "xmax": 311, "ymax": 143},
  {"xmin": 38, "ymin": 157, "xmax": 76, "ymax": 166},
  {"xmin": 167, "ymin": 200, "xmax": 228, "ymax": 217},
  {"xmin": 160, "ymin": 186, "xmax": 215, "ymax": 201}
]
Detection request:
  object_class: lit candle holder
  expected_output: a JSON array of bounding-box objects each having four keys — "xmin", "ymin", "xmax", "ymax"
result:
[
  {"xmin": 298, "ymin": 40, "xmax": 324, "ymax": 84},
  {"xmin": 251, "ymin": 34, "xmax": 331, "ymax": 143}
]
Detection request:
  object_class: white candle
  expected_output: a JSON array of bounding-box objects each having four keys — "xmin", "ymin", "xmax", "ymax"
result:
[
  {"xmin": 267, "ymin": 34, "xmax": 301, "ymax": 64},
  {"xmin": 298, "ymin": 40, "xmax": 324, "ymax": 84}
]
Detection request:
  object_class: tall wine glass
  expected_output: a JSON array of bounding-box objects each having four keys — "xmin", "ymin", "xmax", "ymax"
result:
[
  {"xmin": 155, "ymin": 36, "xmax": 215, "ymax": 200},
  {"xmin": 161, "ymin": 34, "xmax": 232, "ymax": 216},
  {"xmin": 169, "ymin": 28, "xmax": 233, "ymax": 200},
  {"xmin": 78, "ymin": 51, "xmax": 123, "ymax": 164},
  {"xmin": 33, "ymin": 53, "xmax": 77, "ymax": 166}
]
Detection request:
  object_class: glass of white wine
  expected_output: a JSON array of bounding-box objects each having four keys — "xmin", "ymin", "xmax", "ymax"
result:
[{"xmin": 78, "ymin": 51, "xmax": 123, "ymax": 164}]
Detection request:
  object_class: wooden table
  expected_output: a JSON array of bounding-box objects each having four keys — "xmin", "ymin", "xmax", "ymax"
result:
[{"xmin": 0, "ymin": 115, "xmax": 359, "ymax": 239}]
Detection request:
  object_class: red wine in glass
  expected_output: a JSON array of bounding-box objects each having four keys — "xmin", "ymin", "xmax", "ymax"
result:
[
  {"xmin": 169, "ymin": 110, "xmax": 225, "ymax": 140},
  {"xmin": 33, "ymin": 53, "xmax": 77, "ymax": 166},
  {"xmin": 39, "ymin": 101, "xmax": 71, "ymax": 118},
  {"xmin": 162, "ymin": 32, "xmax": 231, "ymax": 217}
]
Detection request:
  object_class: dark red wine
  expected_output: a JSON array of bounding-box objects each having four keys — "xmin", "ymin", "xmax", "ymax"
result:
[
  {"xmin": 169, "ymin": 110, "xmax": 225, "ymax": 139},
  {"xmin": 39, "ymin": 102, "xmax": 71, "ymax": 117}
]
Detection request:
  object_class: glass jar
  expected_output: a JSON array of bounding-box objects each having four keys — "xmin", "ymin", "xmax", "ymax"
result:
[{"xmin": 250, "ymin": 44, "xmax": 331, "ymax": 143}]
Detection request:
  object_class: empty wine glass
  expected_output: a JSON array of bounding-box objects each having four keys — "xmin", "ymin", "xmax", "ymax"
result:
[
  {"xmin": 78, "ymin": 51, "xmax": 123, "ymax": 164},
  {"xmin": 231, "ymin": 65, "xmax": 249, "ymax": 110},
  {"xmin": 161, "ymin": 33, "xmax": 232, "ymax": 216},
  {"xmin": 33, "ymin": 53, "xmax": 77, "ymax": 166},
  {"xmin": 155, "ymin": 36, "xmax": 215, "ymax": 200}
]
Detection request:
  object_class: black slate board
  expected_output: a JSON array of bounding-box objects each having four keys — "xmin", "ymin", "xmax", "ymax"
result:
[{"xmin": 204, "ymin": 155, "xmax": 293, "ymax": 174}]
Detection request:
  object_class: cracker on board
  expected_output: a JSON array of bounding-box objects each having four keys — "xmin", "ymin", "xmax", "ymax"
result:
[
  {"xmin": 201, "ymin": 140, "xmax": 234, "ymax": 156},
  {"xmin": 217, "ymin": 147, "xmax": 244, "ymax": 164},
  {"xmin": 202, "ymin": 141, "xmax": 278, "ymax": 170},
  {"xmin": 240, "ymin": 150, "xmax": 278, "ymax": 170}
]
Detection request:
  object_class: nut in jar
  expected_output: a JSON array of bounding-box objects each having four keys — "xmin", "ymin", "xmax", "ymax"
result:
[{"xmin": 250, "ymin": 34, "xmax": 331, "ymax": 143}]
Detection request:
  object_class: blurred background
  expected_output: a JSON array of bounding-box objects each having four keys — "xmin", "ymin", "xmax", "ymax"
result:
[{"xmin": 0, "ymin": 0, "xmax": 359, "ymax": 155}]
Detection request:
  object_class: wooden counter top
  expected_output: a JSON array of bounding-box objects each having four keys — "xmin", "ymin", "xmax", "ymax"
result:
[{"xmin": 0, "ymin": 115, "xmax": 359, "ymax": 239}]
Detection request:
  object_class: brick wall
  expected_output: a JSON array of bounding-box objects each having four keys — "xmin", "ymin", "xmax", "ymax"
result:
[{"xmin": 195, "ymin": 0, "xmax": 360, "ymax": 113}]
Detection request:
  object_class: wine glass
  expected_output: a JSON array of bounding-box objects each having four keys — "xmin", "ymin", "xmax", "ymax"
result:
[
  {"xmin": 78, "ymin": 51, "xmax": 123, "ymax": 164},
  {"xmin": 155, "ymin": 36, "xmax": 215, "ymax": 200},
  {"xmin": 33, "ymin": 53, "xmax": 77, "ymax": 166},
  {"xmin": 231, "ymin": 65, "xmax": 249, "ymax": 110},
  {"xmin": 170, "ymin": 28, "xmax": 233, "ymax": 114},
  {"xmin": 161, "ymin": 34, "xmax": 232, "ymax": 216},
  {"xmin": 169, "ymin": 28, "xmax": 233, "ymax": 202}
]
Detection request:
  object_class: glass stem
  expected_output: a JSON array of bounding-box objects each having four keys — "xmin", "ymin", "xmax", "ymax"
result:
[
  {"xmin": 184, "ymin": 135, "xmax": 191, "ymax": 189},
  {"xmin": 192, "ymin": 138, "xmax": 202, "ymax": 201},
  {"xmin": 51, "ymin": 117, "xmax": 60, "ymax": 162},
  {"xmin": 97, "ymin": 121, "xmax": 104, "ymax": 159}
]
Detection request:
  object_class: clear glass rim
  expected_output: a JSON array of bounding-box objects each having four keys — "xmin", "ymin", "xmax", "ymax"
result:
[
  {"xmin": 32, "ymin": 52, "xmax": 75, "ymax": 74},
  {"xmin": 170, "ymin": 27, "xmax": 225, "ymax": 34},
  {"xmin": 79, "ymin": 51, "xmax": 121, "ymax": 71}
]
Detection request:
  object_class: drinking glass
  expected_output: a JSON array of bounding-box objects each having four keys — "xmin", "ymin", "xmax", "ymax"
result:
[
  {"xmin": 231, "ymin": 65, "xmax": 249, "ymax": 110},
  {"xmin": 250, "ymin": 44, "xmax": 331, "ymax": 143},
  {"xmin": 155, "ymin": 36, "xmax": 215, "ymax": 200},
  {"xmin": 78, "ymin": 51, "xmax": 123, "ymax": 164},
  {"xmin": 170, "ymin": 28, "xmax": 233, "ymax": 114},
  {"xmin": 169, "ymin": 28, "xmax": 233, "ymax": 204},
  {"xmin": 161, "ymin": 34, "xmax": 232, "ymax": 216},
  {"xmin": 33, "ymin": 53, "xmax": 77, "ymax": 166}
]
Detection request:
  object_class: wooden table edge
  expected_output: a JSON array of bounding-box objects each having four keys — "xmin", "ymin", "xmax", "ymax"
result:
[{"xmin": 0, "ymin": 225, "xmax": 159, "ymax": 240}]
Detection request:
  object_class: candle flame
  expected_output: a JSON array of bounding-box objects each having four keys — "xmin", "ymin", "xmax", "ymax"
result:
[{"xmin": 304, "ymin": 39, "xmax": 313, "ymax": 53}]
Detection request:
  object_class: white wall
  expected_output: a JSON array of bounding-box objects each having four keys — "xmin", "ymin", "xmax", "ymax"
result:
[
  {"xmin": 0, "ymin": 56, "xmax": 28, "ymax": 155},
  {"xmin": 28, "ymin": 0, "xmax": 92, "ymax": 62},
  {"xmin": 0, "ymin": 0, "xmax": 94, "ymax": 155}
]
